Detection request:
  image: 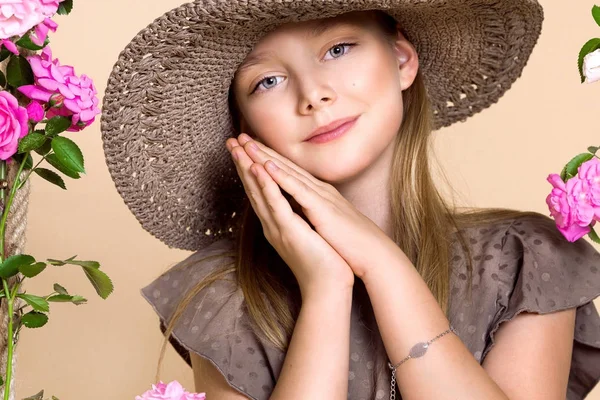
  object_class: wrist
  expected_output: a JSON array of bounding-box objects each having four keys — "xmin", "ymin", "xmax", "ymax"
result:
[{"xmin": 301, "ymin": 282, "xmax": 354, "ymax": 305}]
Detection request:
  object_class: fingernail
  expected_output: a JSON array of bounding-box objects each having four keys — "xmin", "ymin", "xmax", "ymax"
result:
[{"xmin": 266, "ymin": 161, "xmax": 278, "ymax": 172}]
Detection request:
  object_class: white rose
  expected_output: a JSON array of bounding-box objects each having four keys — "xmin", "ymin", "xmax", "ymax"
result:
[
  {"xmin": 0, "ymin": 0, "xmax": 59, "ymax": 40},
  {"xmin": 583, "ymin": 48, "xmax": 600, "ymax": 84}
]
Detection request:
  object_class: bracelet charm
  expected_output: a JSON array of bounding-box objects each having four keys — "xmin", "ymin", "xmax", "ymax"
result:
[{"xmin": 387, "ymin": 325, "xmax": 457, "ymax": 400}]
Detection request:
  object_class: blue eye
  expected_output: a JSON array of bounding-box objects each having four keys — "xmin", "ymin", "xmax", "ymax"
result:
[
  {"xmin": 251, "ymin": 41, "xmax": 357, "ymax": 94},
  {"xmin": 254, "ymin": 76, "xmax": 284, "ymax": 92},
  {"xmin": 325, "ymin": 42, "xmax": 355, "ymax": 60}
]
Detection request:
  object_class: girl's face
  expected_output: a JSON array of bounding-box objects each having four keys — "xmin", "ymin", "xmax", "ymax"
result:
[{"xmin": 231, "ymin": 11, "xmax": 418, "ymax": 184}]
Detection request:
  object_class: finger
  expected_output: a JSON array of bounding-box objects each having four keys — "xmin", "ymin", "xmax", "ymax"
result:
[
  {"xmin": 251, "ymin": 162, "xmax": 298, "ymax": 232},
  {"xmin": 240, "ymin": 137, "xmax": 331, "ymax": 194},
  {"xmin": 263, "ymin": 158, "xmax": 330, "ymax": 221},
  {"xmin": 230, "ymin": 146, "xmax": 277, "ymax": 230}
]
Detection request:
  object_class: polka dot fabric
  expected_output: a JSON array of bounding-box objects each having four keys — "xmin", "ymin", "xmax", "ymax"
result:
[
  {"xmin": 448, "ymin": 214, "xmax": 600, "ymax": 400},
  {"xmin": 141, "ymin": 214, "xmax": 600, "ymax": 400}
]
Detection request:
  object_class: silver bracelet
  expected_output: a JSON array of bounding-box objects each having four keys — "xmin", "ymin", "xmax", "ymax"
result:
[{"xmin": 387, "ymin": 325, "xmax": 457, "ymax": 400}]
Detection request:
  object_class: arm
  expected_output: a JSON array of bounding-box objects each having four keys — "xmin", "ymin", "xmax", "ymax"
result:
[
  {"xmin": 361, "ymin": 237, "xmax": 575, "ymax": 400},
  {"xmin": 192, "ymin": 287, "xmax": 354, "ymax": 400}
]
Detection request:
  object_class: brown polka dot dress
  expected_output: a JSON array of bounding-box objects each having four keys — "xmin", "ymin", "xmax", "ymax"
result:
[{"xmin": 141, "ymin": 214, "xmax": 600, "ymax": 400}]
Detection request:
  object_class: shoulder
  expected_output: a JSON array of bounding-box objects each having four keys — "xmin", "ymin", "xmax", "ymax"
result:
[
  {"xmin": 141, "ymin": 237, "xmax": 285, "ymax": 400},
  {"xmin": 453, "ymin": 212, "xmax": 600, "ymax": 275},
  {"xmin": 466, "ymin": 213, "xmax": 600, "ymax": 398}
]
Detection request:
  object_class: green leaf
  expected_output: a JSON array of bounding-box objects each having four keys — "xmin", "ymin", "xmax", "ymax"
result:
[
  {"xmin": 6, "ymin": 55, "xmax": 34, "ymax": 88},
  {"xmin": 0, "ymin": 254, "xmax": 35, "ymax": 279},
  {"xmin": 46, "ymin": 258, "xmax": 111, "ymax": 298},
  {"xmin": 18, "ymin": 262, "xmax": 46, "ymax": 278},
  {"xmin": 33, "ymin": 138, "xmax": 52, "ymax": 156},
  {"xmin": 0, "ymin": 47, "xmax": 10, "ymax": 62},
  {"xmin": 53, "ymin": 283, "xmax": 68, "ymax": 295},
  {"xmin": 45, "ymin": 153, "xmax": 80, "ymax": 179},
  {"xmin": 51, "ymin": 136, "xmax": 85, "ymax": 174},
  {"xmin": 47, "ymin": 259, "xmax": 67, "ymax": 266},
  {"xmin": 15, "ymin": 34, "xmax": 50, "ymax": 51},
  {"xmin": 588, "ymin": 146, "xmax": 599, "ymax": 154},
  {"xmin": 47, "ymin": 294, "xmax": 87, "ymax": 305},
  {"xmin": 17, "ymin": 293, "xmax": 49, "ymax": 312},
  {"xmin": 18, "ymin": 133, "xmax": 47, "ymax": 154},
  {"xmin": 57, "ymin": 0, "xmax": 73, "ymax": 15},
  {"xmin": 578, "ymin": 38, "xmax": 600, "ymax": 83},
  {"xmin": 21, "ymin": 311, "xmax": 48, "ymax": 328},
  {"xmin": 22, "ymin": 389, "xmax": 44, "ymax": 400},
  {"xmin": 560, "ymin": 153, "xmax": 594, "ymax": 181},
  {"xmin": 593, "ymin": 5, "xmax": 600, "ymax": 27},
  {"xmin": 81, "ymin": 266, "xmax": 113, "ymax": 299},
  {"xmin": 12, "ymin": 152, "xmax": 34, "ymax": 171},
  {"xmin": 33, "ymin": 168, "xmax": 66, "ymax": 190},
  {"xmin": 45, "ymin": 116, "xmax": 72, "ymax": 136},
  {"xmin": 69, "ymin": 295, "xmax": 87, "ymax": 305},
  {"xmin": 0, "ymin": 374, "xmax": 3, "ymax": 386},
  {"xmin": 588, "ymin": 226, "xmax": 600, "ymax": 244},
  {"xmin": 0, "ymin": 70, "xmax": 5, "ymax": 88},
  {"xmin": 65, "ymin": 260, "xmax": 100, "ymax": 269}
]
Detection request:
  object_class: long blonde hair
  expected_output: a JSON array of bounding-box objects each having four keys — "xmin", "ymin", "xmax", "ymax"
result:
[{"xmin": 154, "ymin": 10, "xmax": 549, "ymax": 394}]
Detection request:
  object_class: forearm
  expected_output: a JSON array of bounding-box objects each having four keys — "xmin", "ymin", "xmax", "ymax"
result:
[
  {"xmin": 362, "ymin": 238, "xmax": 509, "ymax": 400},
  {"xmin": 270, "ymin": 288, "xmax": 353, "ymax": 400}
]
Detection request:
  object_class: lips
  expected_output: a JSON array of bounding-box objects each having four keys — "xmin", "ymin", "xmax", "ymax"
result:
[{"xmin": 305, "ymin": 115, "xmax": 360, "ymax": 142}]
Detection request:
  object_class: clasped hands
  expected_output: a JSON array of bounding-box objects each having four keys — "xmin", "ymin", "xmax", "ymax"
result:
[{"xmin": 226, "ymin": 133, "xmax": 396, "ymax": 280}]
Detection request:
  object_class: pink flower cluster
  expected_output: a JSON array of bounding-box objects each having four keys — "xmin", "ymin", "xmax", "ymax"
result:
[
  {"xmin": 546, "ymin": 157, "xmax": 600, "ymax": 242},
  {"xmin": 0, "ymin": 92, "xmax": 29, "ymax": 160},
  {"xmin": 135, "ymin": 381, "xmax": 206, "ymax": 400},
  {"xmin": 18, "ymin": 46, "xmax": 101, "ymax": 131},
  {"xmin": 0, "ymin": 0, "xmax": 62, "ymax": 54}
]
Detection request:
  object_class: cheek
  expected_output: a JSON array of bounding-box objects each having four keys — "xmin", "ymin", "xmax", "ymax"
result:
[
  {"xmin": 339, "ymin": 51, "xmax": 402, "ymax": 100},
  {"xmin": 341, "ymin": 52, "xmax": 404, "ymax": 133},
  {"xmin": 243, "ymin": 103, "xmax": 291, "ymax": 145}
]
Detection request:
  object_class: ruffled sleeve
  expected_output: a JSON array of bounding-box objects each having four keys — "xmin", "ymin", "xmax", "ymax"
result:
[
  {"xmin": 140, "ymin": 238, "xmax": 285, "ymax": 400},
  {"xmin": 482, "ymin": 215, "xmax": 600, "ymax": 399}
]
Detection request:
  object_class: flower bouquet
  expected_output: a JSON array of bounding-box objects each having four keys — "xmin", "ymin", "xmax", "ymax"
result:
[
  {"xmin": 546, "ymin": 4, "xmax": 600, "ymax": 243},
  {"xmin": 135, "ymin": 381, "xmax": 206, "ymax": 400},
  {"xmin": 0, "ymin": 1, "xmax": 113, "ymax": 399}
]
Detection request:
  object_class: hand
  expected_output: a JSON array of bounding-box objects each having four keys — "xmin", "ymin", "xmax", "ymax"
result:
[
  {"xmin": 228, "ymin": 133, "xmax": 391, "ymax": 280},
  {"xmin": 226, "ymin": 134, "xmax": 355, "ymax": 298}
]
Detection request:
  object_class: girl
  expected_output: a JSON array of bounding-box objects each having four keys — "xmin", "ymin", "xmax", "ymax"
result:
[{"xmin": 101, "ymin": 1, "xmax": 600, "ymax": 399}]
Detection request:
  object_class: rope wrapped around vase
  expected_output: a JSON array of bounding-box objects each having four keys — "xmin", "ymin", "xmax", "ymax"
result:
[{"xmin": 0, "ymin": 48, "xmax": 33, "ymax": 400}]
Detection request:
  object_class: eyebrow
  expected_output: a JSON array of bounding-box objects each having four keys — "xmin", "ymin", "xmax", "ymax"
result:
[{"xmin": 237, "ymin": 19, "xmax": 349, "ymax": 73}]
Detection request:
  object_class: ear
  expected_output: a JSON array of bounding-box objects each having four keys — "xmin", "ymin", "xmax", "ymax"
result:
[{"xmin": 393, "ymin": 24, "xmax": 419, "ymax": 91}]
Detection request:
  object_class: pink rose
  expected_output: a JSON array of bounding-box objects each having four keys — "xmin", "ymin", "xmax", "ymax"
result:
[
  {"xmin": 0, "ymin": 0, "xmax": 60, "ymax": 40},
  {"xmin": 30, "ymin": 16, "xmax": 58, "ymax": 47},
  {"xmin": 135, "ymin": 381, "xmax": 206, "ymax": 400},
  {"xmin": 25, "ymin": 101, "xmax": 44, "ymax": 123},
  {"xmin": 546, "ymin": 173, "xmax": 595, "ymax": 242},
  {"xmin": 17, "ymin": 46, "xmax": 101, "ymax": 132},
  {"xmin": 1, "ymin": 38, "xmax": 18, "ymax": 55},
  {"xmin": 577, "ymin": 157, "xmax": 600, "ymax": 211},
  {"xmin": 0, "ymin": 91, "xmax": 29, "ymax": 160}
]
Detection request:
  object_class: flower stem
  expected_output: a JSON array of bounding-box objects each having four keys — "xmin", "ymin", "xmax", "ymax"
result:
[
  {"xmin": 0, "ymin": 162, "xmax": 5, "ymax": 205},
  {"xmin": 19, "ymin": 152, "xmax": 51, "ymax": 190},
  {"xmin": 0, "ymin": 153, "xmax": 30, "ymax": 400},
  {"xmin": 2, "ymin": 279, "xmax": 14, "ymax": 400},
  {"xmin": 0, "ymin": 153, "xmax": 30, "ymax": 262}
]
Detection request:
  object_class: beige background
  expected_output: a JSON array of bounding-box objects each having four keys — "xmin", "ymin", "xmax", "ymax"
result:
[{"xmin": 7, "ymin": 0, "xmax": 600, "ymax": 398}]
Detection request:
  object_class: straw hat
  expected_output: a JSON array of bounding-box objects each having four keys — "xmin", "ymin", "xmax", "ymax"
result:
[{"xmin": 100, "ymin": 0, "xmax": 544, "ymax": 251}]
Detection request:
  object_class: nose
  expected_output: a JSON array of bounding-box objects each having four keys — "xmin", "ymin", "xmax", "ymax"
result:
[{"xmin": 297, "ymin": 76, "xmax": 337, "ymax": 114}]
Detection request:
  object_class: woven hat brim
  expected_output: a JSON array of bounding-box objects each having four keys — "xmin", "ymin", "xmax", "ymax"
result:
[{"xmin": 100, "ymin": 0, "xmax": 543, "ymax": 251}]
